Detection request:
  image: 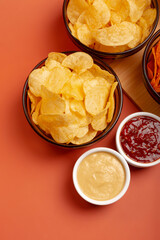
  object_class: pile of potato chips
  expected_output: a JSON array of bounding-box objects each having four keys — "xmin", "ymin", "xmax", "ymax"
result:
[
  {"xmin": 147, "ymin": 39, "xmax": 160, "ymax": 93},
  {"xmin": 67, "ymin": 0, "xmax": 157, "ymax": 53},
  {"xmin": 28, "ymin": 52, "xmax": 117, "ymax": 144}
]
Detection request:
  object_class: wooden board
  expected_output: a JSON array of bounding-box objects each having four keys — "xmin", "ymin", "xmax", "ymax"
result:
[{"xmin": 106, "ymin": 1, "xmax": 160, "ymax": 117}]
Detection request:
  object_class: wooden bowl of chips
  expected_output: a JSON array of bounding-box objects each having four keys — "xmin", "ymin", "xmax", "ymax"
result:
[
  {"xmin": 22, "ymin": 51, "xmax": 123, "ymax": 148},
  {"xmin": 142, "ymin": 29, "xmax": 160, "ymax": 104},
  {"xmin": 63, "ymin": 0, "xmax": 159, "ymax": 59}
]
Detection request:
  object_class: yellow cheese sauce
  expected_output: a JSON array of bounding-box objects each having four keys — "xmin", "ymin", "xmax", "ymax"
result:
[{"xmin": 77, "ymin": 152, "xmax": 126, "ymax": 201}]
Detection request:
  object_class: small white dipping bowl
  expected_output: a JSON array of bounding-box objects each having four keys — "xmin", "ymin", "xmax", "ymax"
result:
[
  {"xmin": 73, "ymin": 147, "xmax": 130, "ymax": 205},
  {"xmin": 116, "ymin": 112, "xmax": 160, "ymax": 168}
]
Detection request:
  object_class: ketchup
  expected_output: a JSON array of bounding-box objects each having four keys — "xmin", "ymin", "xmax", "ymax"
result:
[{"xmin": 120, "ymin": 116, "xmax": 160, "ymax": 163}]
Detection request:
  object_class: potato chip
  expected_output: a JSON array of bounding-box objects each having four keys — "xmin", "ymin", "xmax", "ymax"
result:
[
  {"xmin": 67, "ymin": 0, "xmax": 88, "ymax": 24},
  {"xmin": 126, "ymin": 0, "xmax": 144, "ymax": 23},
  {"xmin": 68, "ymin": 22, "xmax": 77, "ymax": 38},
  {"xmin": 61, "ymin": 73, "xmax": 84, "ymax": 100},
  {"xmin": 91, "ymin": 103, "xmax": 110, "ymax": 131},
  {"xmin": 70, "ymin": 99, "xmax": 86, "ymax": 116},
  {"xmin": 83, "ymin": 77, "xmax": 111, "ymax": 95},
  {"xmin": 51, "ymin": 124, "xmax": 79, "ymax": 144},
  {"xmin": 40, "ymin": 86, "xmax": 66, "ymax": 115},
  {"xmin": 137, "ymin": 17, "xmax": 150, "ymax": 42},
  {"xmin": 127, "ymin": 24, "xmax": 142, "ymax": 48},
  {"xmin": 94, "ymin": 42, "xmax": 129, "ymax": 53},
  {"xmin": 32, "ymin": 101, "xmax": 41, "ymax": 125},
  {"xmin": 110, "ymin": 11, "xmax": 122, "ymax": 25},
  {"xmin": 28, "ymin": 89, "xmax": 41, "ymax": 114},
  {"xmin": 28, "ymin": 67, "xmax": 50, "ymax": 97},
  {"xmin": 76, "ymin": 24, "xmax": 94, "ymax": 46},
  {"xmin": 95, "ymin": 22, "xmax": 134, "ymax": 46},
  {"xmin": 107, "ymin": 82, "xmax": 118, "ymax": 123},
  {"xmin": 47, "ymin": 52, "xmax": 67, "ymax": 63},
  {"xmin": 85, "ymin": 86, "xmax": 109, "ymax": 116},
  {"xmin": 62, "ymin": 52, "xmax": 93, "ymax": 74},
  {"xmin": 89, "ymin": 64, "xmax": 115, "ymax": 84},
  {"xmin": 45, "ymin": 59, "xmax": 61, "ymax": 71},
  {"xmin": 83, "ymin": 0, "xmax": 110, "ymax": 30},
  {"xmin": 46, "ymin": 66, "xmax": 71, "ymax": 94},
  {"xmin": 76, "ymin": 125, "xmax": 89, "ymax": 138},
  {"xmin": 142, "ymin": 8, "xmax": 156, "ymax": 27},
  {"xmin": 71, "ymin": 126, "xmax": 97, "ymax": 145}
]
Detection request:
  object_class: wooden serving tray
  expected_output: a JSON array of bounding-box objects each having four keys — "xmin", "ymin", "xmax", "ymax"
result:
[{"xmin": 106, "ymin": 2, "xmax": 160, "ymax": 117}]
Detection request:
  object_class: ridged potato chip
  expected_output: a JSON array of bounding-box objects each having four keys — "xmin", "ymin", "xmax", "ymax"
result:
[{"xmin": 28, "ymin": 52, "xmax": 118, "ymax": 145}]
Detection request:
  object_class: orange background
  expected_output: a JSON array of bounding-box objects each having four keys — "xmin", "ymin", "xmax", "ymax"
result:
[{"xmin": 0, "ymin": 0, "xmax": 159, "ymax": 239}]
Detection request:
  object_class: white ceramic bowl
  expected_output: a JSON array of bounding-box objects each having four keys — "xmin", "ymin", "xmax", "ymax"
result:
[
  {"xmin": 116, "ymin": 112, "xmax": 160, "ymax": 168},
  {"xmin": 73, "ymin": 147, "xmax": 130, "ymax": 205}
]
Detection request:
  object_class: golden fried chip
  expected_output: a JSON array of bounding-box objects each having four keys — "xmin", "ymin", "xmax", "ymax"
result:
[
  {"xmin": 67, "ymin": 0, "xmax": 88, "ymax": 24},
  {"xmin": 89, "ymin": 64, "xmax": 115, "ymax": 84},
  {"xmin": 76, "ymin": 125, "xmax": 89, "ymax": 138},
  {"xmin": 46, "ymin": 66, "xmax": 71, "ymax": 94},
  {"xmin": 61, "ymin": 73, "xmax": 84, "ymax": 100},
  {"xmin": 76, "ymin": 24, "xmax": 94, "ymax": 46},
  {"xmin": 142, "ymin": 8, "xmax": 156, "ymax": 27},
  {"xmin": 28, "ymin": 90, "xmax": 41, "ymax": 114},
  {"xmin": 126, "ymin": 0, "xmax": 144, "ymax": 22},
  {"xmin": 32, "ymin": 101, "xmax": 41, "ymax": 125},
  {"xmin": 40, "ymin": 86, "xmax": 66, "ymax": 115},
  {"xmin": 83, "ymin": 0, "xmax": 110, "ymax": 30},
  {"xmin": 94, "ymin": 42, "xmax": 129, "ymax": 53},
  {"xmin": 91, "ymin": 103, "xmax": 110, "ymax": 131},
  {"xmin": 71, "ymin": 126, "xmax": 97, "ymax": 145},
  {"xmin": 83, "ymin": 77, "xmax": 111, "ymax": 95},
  {"xmin": 68, "ymin": 22, "xmax": 77, "ymax": 38},
  {"xmin": 47, "ymin": 52, "xmax": 67, "ymax": 63},
  {"xmin": 51, "ymin": 124, "xmax": 79, "ymax": 144},
  {"xmin": 70, "ymin": 99, "xmax": 86, "ymax": 116},
  {"xmin": 45, "ymin": 59, "xmax": 61, "ymax": 70},
  {"xmin": 95, "ymin": 21, "xmax": 134, "ymax": 46},
  {"xmin": 127, "ymin": 24, "xmax": 142, "ymax": 48},
  {"xmin": 28, "ymin": 67, "xmax": 50, "ymax": 97},
  {"xmin": 85, "ymin": 86, "xmax": 109, "ymax": 116},
  {"xmin": 62, "ymin": 52, "xmax": 93, "ymax": 74},
  {"xmin": 107, "ymin": 82, "xmax": 118, "ymax": 123}
]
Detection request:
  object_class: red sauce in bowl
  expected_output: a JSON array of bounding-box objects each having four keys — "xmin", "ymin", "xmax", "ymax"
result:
[{"xmin": 120, "ymin": 116, "xmax": 160, "ymax": 163}]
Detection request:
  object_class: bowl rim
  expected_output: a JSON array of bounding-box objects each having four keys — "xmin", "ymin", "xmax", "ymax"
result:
[
  {"xmin": 72, "ymin": 147, "xmax": 130, "ymax": 205},
  {"xmin": 142, "ymin": 29, "xmax": 160, "ymax": 103},
  {"xmin": 116, "ymin": 112, "xmax": 160, "ymax": 167},
  {"xmin": 22, "ymin": 51, "xmax": 123, "ymax": 149},
  {"xmin": 63, "ymin": 0, "xmax": 159, "ymax": 57}
]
